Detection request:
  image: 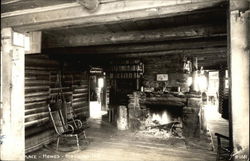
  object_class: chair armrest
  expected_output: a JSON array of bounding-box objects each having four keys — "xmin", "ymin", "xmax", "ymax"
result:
[
  {"xmin": 215, "ymin": 133, "xmax": 229, "ymax": 140},
  {"xmin": 75, "ymin": 119, "xmax": 83, "ymax": 129},
  {"xmin": 67, "ymin": 124, "xmax": 75, "ymax": 134}
]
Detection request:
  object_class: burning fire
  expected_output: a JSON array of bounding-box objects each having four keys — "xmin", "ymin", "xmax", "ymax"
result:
[{"xmin": 151, "ymin": 110, "xmax": 171, "ymax": 125}]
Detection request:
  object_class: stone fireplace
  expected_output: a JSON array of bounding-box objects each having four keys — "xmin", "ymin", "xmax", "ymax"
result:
[{"xmin": 127, "ymin": 91, "xmax": 203, "ymax": 138}]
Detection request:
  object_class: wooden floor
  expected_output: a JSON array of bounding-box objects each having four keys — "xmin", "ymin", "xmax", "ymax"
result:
[
  {"xmin": 25, "ymin": 112, "xmax": 228, "ymax": 161},
  {"xmin": 204, "ymin": 104, "xmax": 229, "ymax": 151}
]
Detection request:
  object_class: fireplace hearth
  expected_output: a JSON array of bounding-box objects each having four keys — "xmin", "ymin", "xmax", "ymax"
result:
[{"xmin": 127, "ymin": 91, "xmax": 203, "ymax": 138}]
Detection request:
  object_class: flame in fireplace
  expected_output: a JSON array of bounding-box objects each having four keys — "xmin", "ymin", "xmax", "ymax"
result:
[{"xmin": 151, "ymin": 110, "xmax": 171, "ymax": 125}]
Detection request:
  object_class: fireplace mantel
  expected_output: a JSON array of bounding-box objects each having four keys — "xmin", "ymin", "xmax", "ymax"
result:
[
  {"xmin": 137, "ymin": 92, "xmax": 202, "ymax": 107},
  {"xmin": 141, "ymin": 95, "xmax": 187, "ymax": 107}
]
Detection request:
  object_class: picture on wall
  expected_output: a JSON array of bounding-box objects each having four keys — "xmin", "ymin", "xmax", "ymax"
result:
[{"xmin": 156, "ymin": 74, "xmax": 168, "ymax": 81}]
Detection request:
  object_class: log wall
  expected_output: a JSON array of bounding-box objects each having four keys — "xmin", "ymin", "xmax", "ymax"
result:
[
  {"xmin": 25, "ymin": 54, "xmax": 89, "ymax": 153},
  {"xmin": 143, "ymin": 55, "xmax": 182, "ymax": 84},
  {"xmin": 107, "ymin": 48, "xmax": 225, "ymax": 96},
  {"xmin": 141, "ymin": 55, "xmax": 192, "ymax": 92},
  {"xmin": 107, "ymin": 55, "xmax": 190, "ymax": 93}
]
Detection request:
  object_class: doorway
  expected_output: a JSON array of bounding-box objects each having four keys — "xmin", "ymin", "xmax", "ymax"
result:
[{"xmin": 89, "ymin": 68, "xmax": 107, "ymax": 119}]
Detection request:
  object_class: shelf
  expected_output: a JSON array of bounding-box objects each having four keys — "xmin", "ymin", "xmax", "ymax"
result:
[
  {"xmin": 108, "ymin": 63, "xmax": 144, "ymax": 72},
  {"xmin": 109, "ymin": 72, "xmax": 142, "ymax": 79}
]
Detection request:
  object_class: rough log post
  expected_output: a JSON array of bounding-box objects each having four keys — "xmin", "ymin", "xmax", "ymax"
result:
[
  {"xmin": 0, "ymin": 28, "xmax": 25, "ymax": 161},
  {"xmin": 229, "ymin": 0, "xmax": 249, "ymax": 160}
]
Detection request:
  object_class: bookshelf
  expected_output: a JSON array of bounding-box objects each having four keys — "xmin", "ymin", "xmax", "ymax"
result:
[
  {"xmin": 108, "ymin": 60, "xmax": 144, "ymax": 79},
  {"xmin": 108, "ymin": 59, "xmax": 144, "ymax": 105}
]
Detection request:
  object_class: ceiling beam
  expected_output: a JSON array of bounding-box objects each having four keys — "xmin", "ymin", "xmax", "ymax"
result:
[
  {"xmin": 44, "ymin": 24, "xmax": 226, "ymax": 48},
  {"xmin": 1, "ymin": 0, "xmax": 23, "ymax": 5},
  {"xmin": 1, "ymin": 0, "xmax": 226, "ymax": 32},
  {"xmin": 109, "ymin": 47, "xmax": 227, "ymax": 58},
  {"xmin": 43, "ymin": 38, "xmax": 227, "ymax": 55},
  {"xmin": 51, "ymin": 47, "xmax": 227, "ymax": 69}
]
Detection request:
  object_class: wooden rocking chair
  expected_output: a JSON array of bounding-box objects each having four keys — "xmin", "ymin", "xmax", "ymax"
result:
[
  {"xmin": 67, "ymin": 105, "xmax": 89, "ymax": 142},
  {"xmin": 67, "ymin": 105, "xmax": 86, "ymax": 131},
  {"xmin": 48, "ymin": 105, "xmax": 87, "ymax": 151}
]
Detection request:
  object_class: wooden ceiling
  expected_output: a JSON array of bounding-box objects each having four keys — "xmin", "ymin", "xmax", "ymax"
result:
[
  {"xmin": 1, "ymin": 0, "xmax": 75, "ymax": 13},
  {"xmin": 42, "ymin": 6, "xmax": 227, "ymax": 69},
  {"xmin": 1, "ymin": 0, "xmax": 121, "ymax": 13},
  {"xmin": 42, "ymin": 7, "xmax": 226, "ymax": 47},
  {"xmin": 1, "ymin": 0, "xmax": 228, "ymax": 69},
  {"xmin": 43, "ymin": 7, "xmax": 225, "ymax": 37}
]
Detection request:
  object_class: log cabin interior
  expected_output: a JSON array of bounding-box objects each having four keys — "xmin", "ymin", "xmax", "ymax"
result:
[{"xmin": 0, "ymin": 0, "xmax": 249, "ymax": 161}]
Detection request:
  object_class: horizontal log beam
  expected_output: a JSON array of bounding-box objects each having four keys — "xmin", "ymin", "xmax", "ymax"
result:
[
  {"xmin": 25, "ymin": 86, "xmax": 50, "ymax": 90},
  {"xmin": 25, "ymin": 91, "xmax": 50, "ymax": 97},
  {"xmin": 44, "ymin": 38, "xmax": 227, "ymax": 55},
  {"xmin": 44, "ymin": 24, "xmax": 226, "ymax": 48},
  {"xmin": 73, "ymin": 97, "xmax": 87, "ymax": 102},
  {"xmin": 25, "ymin": 126, "xmax": 51, "ymax": 137},
  {"xmin": 25, "ymin": 107, "xmax": 48, "ymax": 115},
  {"xmin": 73, "ymin": 93, "xmax": 88, "ymax": 98},
  {"xmin": 25, "ymin": 112, "xmax": 49, "ymax": 123},
  {"xmin": 74, "ymin": 107, "xmax": 88, "ymax": 113},
  {"xmin": 25, "ymin": 117, "xmax": 50, "ymax": 128},
  {"xmin": 72, "ymin": 101, "xmax": 88, "ymax": 107},
  {"xmin": 25, "ymin": 101, "xmax": 47, "ymax": 109},
  {"xmin": 25, "ymin": 130, "xmax": 55, "ymax": 153},
  {"xmin": 25, "ymin": 95, "xmax": 49, "ymax": 103},
  {"xmin": 25, "ymin": 80, "xmax": 50, "ymax": 86},
  {"xmin": 112, "ymin": 47, "xmax": 227, "ymax": 58},
  {"xmin": 1, "ymin": 0, "xmax": 226, "ymax": 32},
  {"xmin": 25, "ymin": 70, "xmax": 49, "ymax": 75},
  {"xmin": 201, "ymin": 61, "xmax": 227, "ymax": 69},
  {"xmin": 50, "ymin": 92, "xmax": 73, "ymax": 96}
]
